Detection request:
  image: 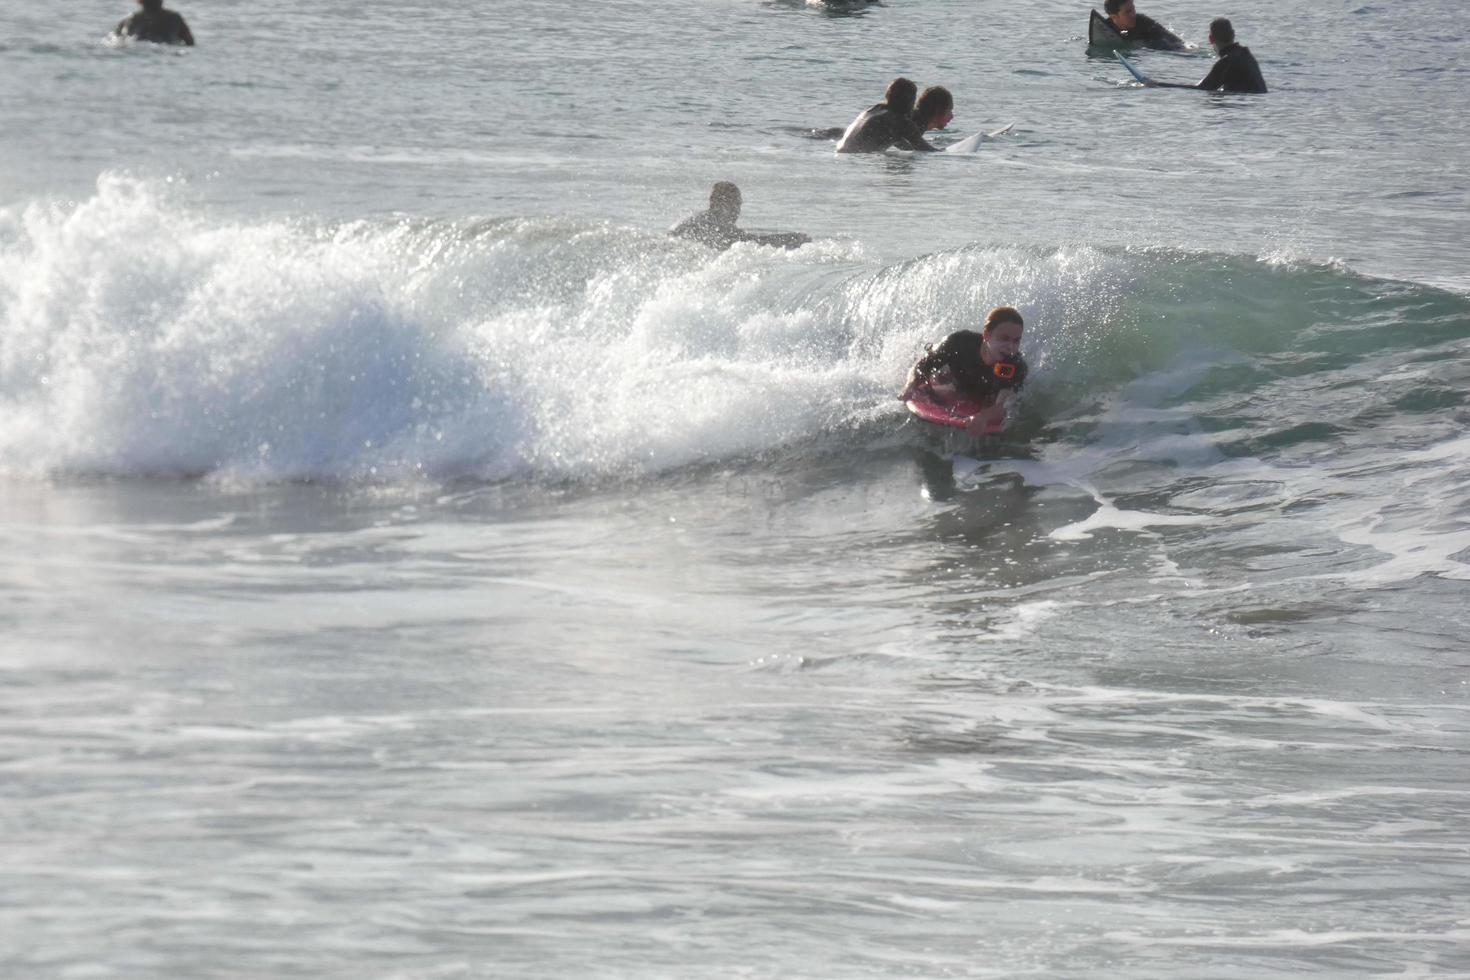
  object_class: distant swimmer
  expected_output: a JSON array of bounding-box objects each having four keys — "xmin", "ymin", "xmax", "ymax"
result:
[
  {"xmin": 1144, "ymin": 18, "xmax": 1267, "ymax": 93},
  {"xmin": 670, "ymin": 182, "xmax": 810, "ymax": 251},
  {"xmin": 912, "ymin": 86, "xmax": 955, "ymax": 138},
  {"xmin": 899, "ymin": 306, "xmax": 1028, "ymax": 434},
  {"xmin": 1101, "ymin": 0, "xmax": 1185, "ymax": 51},
  {"xmin": 836, "ymin": 77, "xmax": 938, "ymax": 154},
  {"xmin": 115, "ymin": 0, "xmax": 195, "ymax": 45}
]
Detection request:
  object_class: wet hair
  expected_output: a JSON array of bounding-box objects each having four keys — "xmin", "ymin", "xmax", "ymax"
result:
[
  {"xmin": 884, "ymin": 77, "xmax": 918, "ymax": 114},
  {"xmin": 982, "ymin": 306, "xmax": 1024, "ymax": 333},
  {"xmin": 709, "ymin": 181, "xmax": 742, "ymax": 210},
  {"xmin": 915, "ymin": 86, "xmax": 953, "ymax": 126},
  {"xmin": 1103, "ymin": 0, "xmax": 1131, "ymax": 14},
  {"xmin": 139, "ymin": 0, "xmax": 165, "ymax": 9},
  {"xmin": 1209, "ymin": 17, "xmax": 1235, "ymax": 45}
]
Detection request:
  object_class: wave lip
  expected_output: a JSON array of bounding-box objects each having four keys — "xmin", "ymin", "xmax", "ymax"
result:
[{"xmin": 4, "ymin": 176, "xmax": 1470, "ymax": 487}]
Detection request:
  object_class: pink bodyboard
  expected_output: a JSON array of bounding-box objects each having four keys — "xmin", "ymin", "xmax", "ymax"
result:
[{"xmin": 904, "ymin": 384, "xmax": 1004, "ymax": 434}]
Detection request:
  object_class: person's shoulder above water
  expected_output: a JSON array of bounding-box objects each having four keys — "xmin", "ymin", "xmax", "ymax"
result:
[
  {"xmin": 836, "ymin": 76, "xmax": 938, "ymax": 153},
  {"xmin": 1129, "ymin": 12, "xmax": 1185, "ymax": 50},
  {"xmin": 116, "ymin": 0, "xmax": 194, "ymax": 45},
  {"xmin": 1194, "ymin": 18, "xmax": 1266, "ymax": 93},
  {"xmin": 1208, "ymin": 42, "xmax": 1268, "ymax": 93}
]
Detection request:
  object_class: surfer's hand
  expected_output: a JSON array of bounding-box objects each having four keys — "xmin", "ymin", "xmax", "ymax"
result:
[{"xmin": 965, "ymin": 404, "xmax": 1006, "ymax": 433}]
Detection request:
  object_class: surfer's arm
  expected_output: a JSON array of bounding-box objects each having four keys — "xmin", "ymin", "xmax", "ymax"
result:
[
  {"xmin": 897, "ymin": 120, "xmax": 940, "ymax": 152},
  {"xmin": 899, "ymin": 351, "xmax": 944, "ymax": 400},
  {"xmin": 1151, "ymin": 59, "xmax": 1232, "ymax": 91},
  {"xmin": 1156, "ymin": 31, "xmax": 1186, "ymax": 51},
  {"xmin": 963, "ymin": 390, "xmax": 1011, "ymax": 433},
  {"xmin": 178, "ymin": 17, "xmax": 195, "ymax": 45},
  {"xmin": 740, "ymin": 231, "xmax": 810, "ymax": 249}
]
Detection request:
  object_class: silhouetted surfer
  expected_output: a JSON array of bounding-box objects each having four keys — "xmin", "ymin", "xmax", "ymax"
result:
[
  {"xmin": 670, "ymin": 182, "xmax": 810, "ymax": 251},
  {"xmin": 115, "ymin": 0, "xmax": 195, "ymax": 45},
  {"xmin": 836, "ymin": 77, "xmax": 937, "ymax": 154},
  {"xmin": 899, "ymin": 307, "xmax": 1028, "ymax": 434},
  {"xmin": 1101, "ymin": 0, "xmax": 1184, "ymax": 51},
  {"xmin": 1144, "ymin": 18, "xmax": 1267, "ymax": 93}
]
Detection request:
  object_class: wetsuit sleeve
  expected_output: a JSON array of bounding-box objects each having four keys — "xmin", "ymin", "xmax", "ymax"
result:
[
  {"xmin": 908, "ymin": 345, "xmax": 946, "ymax": 382},
  {"xmin": 896, "ymin": 118, "xmax": 939, "ymax": 152},
  {"xmin": 1195, "ymin": 58, "xmax": 1230, "ymax": 91},
  {"xmin": 741, "ymin": 231, "xmax": 809, "ymax": 249},
  {"xmin": 177, "ymin": 15, "xmax": 195, "ymax": 45},
  {"xmin": 1134, "ymin": 14, "xmax": 1185, "ymax": 50}
]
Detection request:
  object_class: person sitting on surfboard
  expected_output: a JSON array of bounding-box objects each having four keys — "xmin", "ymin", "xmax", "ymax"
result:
[
  {"xmin": 1143, "ymin": 18, "xmax": 1267, "ymax": 93},
  {"xmin": 899, "ymin": 306, "xmax": 1028, "ymax": 434},
  {"xmin": 670, "ymin": 182, "xmax": 810, "ymax": 251},
  {"xmin": 911, "ymin": 86, "xmax": 955, "ymax": 138},
  {"xmin": 836, "ymin": 77, "xmax": 938, "ymax": 154},
  {"xmin": 1101, "ymin": 0, "xmax": 1184, "ymax": 51},
  {"xmin": 115, "ymin": 0, "xmax": 195, "ymax": 45}
]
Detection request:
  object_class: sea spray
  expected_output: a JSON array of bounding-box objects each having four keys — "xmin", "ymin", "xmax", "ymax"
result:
[{"xmin": 4, "ymin": 177, "xmax": 1468, "ymax": 487}]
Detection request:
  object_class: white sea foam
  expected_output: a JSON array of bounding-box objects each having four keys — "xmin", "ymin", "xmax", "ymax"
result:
[{"xmin": 0, "ymin": 178, "xmax": 1148, "ymax": 485}]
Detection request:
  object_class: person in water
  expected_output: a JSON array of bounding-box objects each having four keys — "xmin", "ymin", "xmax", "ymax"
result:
[
  {"xmin": 912, "ymin": 86, "xmax": 955, "ymax": 138},
  {"xmin": 899, "ymin": 306, "xmax": 1028, "ymax": 434},
  {"xmin": 669, "ymin": 182, "xmax": 810, "ymax": 251},
  {"xmin": 836, "ymin": 77, "xmax": 938, "ymax": 154},
  {"xmin": 115, "ymin": 0, "xmax": 195, "ymax": 45},
  {"xmin": 1144, "ymin": 18, "xmax": 1267, "ymax": 93},
  {"xmin": 1103, "ymin": 0, "xmax": 1185, "ymax": 50}
]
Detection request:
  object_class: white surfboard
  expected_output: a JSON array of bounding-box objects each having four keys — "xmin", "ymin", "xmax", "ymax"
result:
[{"xmin": 943, "ymin": 123, "xmax": 1016, "ymax": 154}]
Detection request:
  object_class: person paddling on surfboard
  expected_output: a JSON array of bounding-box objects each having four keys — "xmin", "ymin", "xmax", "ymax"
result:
[
  {"xmin": 911, "ymin": 86, "xmax": 955, "ymax": 139},
  {"xmin": 670, "ymin": 182, "xmax": 810, "ymax": 251},
  {"xmin": 1143, "ymin": 18, "xmax": 1267, "ymax": 93},
  {"xmin": 1101, "ymin": 0, "xmax": 1184, "ymax": 51},
  {"xmin": 836, "ymin": 77, "xmax": 939, "ymax": 153},
  {"xmin": 899, "ymin": 306, "xmax": 1028, "ymax": 434}
]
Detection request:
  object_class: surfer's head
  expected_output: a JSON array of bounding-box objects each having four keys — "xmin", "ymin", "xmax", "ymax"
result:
[
  {"xmin": 883, "ymin": 78, "xmax": 919, "ymax": 114},
  {"xmin": 915, "ymin": 87, "xmax": 954, "ymax": 131},
  {"xmin": 1208, "ymin": 17, "xmax": 1235, "ymax": 51},
  {"xmin": 137, "ymin": 0, "xmax": 164, "ymax": 8},
  {"xmin": 981, "ymin": 306, "xmax": 1024, "ymax": 363},
  {"xmin": 1105, "ymin": 0, "xmax": 1137, "ymax": 31},
  {"xmin": 709, "ymin": 182, "xmax": 742, "ymax": 220}
]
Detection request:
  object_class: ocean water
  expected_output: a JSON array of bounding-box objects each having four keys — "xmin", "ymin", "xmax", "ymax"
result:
[{"xmin": 3, "ymin": 1, "xmax": 1470, "ymax": 977}]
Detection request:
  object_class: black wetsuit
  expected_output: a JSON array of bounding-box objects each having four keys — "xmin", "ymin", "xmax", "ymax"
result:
[
  {"xmin": 911, "ymin": 330, "xmax": 1027, "ymax": 402},
  {"xmin": 1113, "ymin": 13, "xmax": 1185, "ymax": 51},
  {"xmin": 1195, "ymin": 42, "xmax": 1267, "ymax": 93},
  {"xmin": 669, "ymin": 210, "xmax": 808, "ymax": 251},
  {"xmin": 1153, "ymin": 41, "xmax": 1267, "ymax": 93},
  {"xmin": 116, "ymin": 8, "xmax": 194, "ymax": 45},
  {"xmin": 836, "ymin": 103, "xmax": 936, "ymax": 154}
]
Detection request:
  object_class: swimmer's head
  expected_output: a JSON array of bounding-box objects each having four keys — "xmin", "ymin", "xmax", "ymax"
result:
[
  {"xmin": 915, "ymin": 86, "xmax": 954, "ymax": 131},
  {"xmin": 981, "ymin": 306, "xmax": 1024, "ymax": 362},
  {"xmin": 1105, "ymin": 0, "xmax": 1137, "ymax": 30},
  {"xmin": 709, "ymin": 181, "xmax": 742, "ymax": 219},
  {"xmin": 138, "ymin": 0, "xmax": 164, "ymax": 8},
  {"xmin": 1209, "ymin": 17, "xmax": 1235, "ymax": 51},
  {"xmin": 884, "ymin": 77, "xmax": 919, "ymax": 114}
]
